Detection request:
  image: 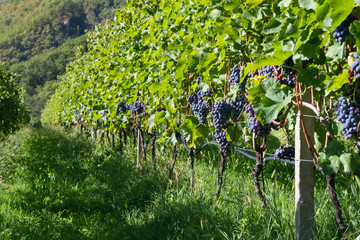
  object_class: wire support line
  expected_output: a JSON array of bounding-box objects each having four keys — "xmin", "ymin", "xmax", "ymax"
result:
[{"xmin": 235, "ymin": 147, "xmax": 275, "ymax": 156}]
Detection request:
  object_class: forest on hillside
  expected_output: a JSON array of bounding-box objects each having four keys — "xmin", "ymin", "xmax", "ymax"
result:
[{"xmin": 0, "ymin": 0, "xmax": 126, "ymax": 120}]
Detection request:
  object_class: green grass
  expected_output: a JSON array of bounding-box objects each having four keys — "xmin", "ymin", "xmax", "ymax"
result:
[{"xmin": 0, "ymin": 126, "xmax": 359, "ymax": 239}]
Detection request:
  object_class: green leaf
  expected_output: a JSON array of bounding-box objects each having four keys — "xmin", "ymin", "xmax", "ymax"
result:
[
  {"xmin": 246, "ymin": 0, "xmax": 264, "ymax": 9},
  {"xmin": 181, "ymin": 116, "xmax": 208, "ymax": 148},
  {"xmin": 209, "ymin": 9, "xmax": 222, "ymax": 20},
  {"xmin": 297, "ymin": 67, "xmax": 320, "ymax": 87},
  {"xmin": 316, "ymin": 1, "xmax": 330, "ymax": 22},
  {"xmin": 325, "ymin": 41, "xmax": 346, "ymax": 60},
  {"xmin": 249, "ymin": 78, "xmax": 292, "ymax": 124},
  {"xmin": 340, "ymin": 153, "xmax": 354, "ymax": 172},
  {"xmin": 317, "ymin": 139, "xmax": 346, "ymax": 174},
  {"xmin": 263, "ymin": 18, "xmax": 283, "ymax": 35},
  {"xmin": 329, "ymin": 0, "xmax": 354, "ymax": 29},
  {"xmin": 349, "ymin": 21, "xmax": 360, "ymax": 47},
  {"xmin": 299, "ymin": 0, "xmax": 317, "ymax": 10},
  {"xmin": 325, "ymin": 71, "xmax": 349, "ymax": 95}
]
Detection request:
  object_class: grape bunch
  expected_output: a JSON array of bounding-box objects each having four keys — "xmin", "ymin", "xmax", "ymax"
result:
[
  {"xmin": 260, "ymin": 65, "xmax": 276, "ymax": 78},
  {"xmin": 117, "ymin": 101, "xmax": 129, "ymax": 114},
  {"xmin": 333, "ymin": 95, "xmax": 360, "ymax": 140},
  {"xmin": 187, "ymin": 92, "xmax": 210, "ymax": 124},
  {"xmin": 245, "ymin": 104, "xmax": 271, "ymax": 137},
  {"xmin": 333, "ymin": 15, "xmax": 355, "ymax": 42},
  {"xmin": 280, "ymin": 58, "xmax": 296, "ymax": 88},
  {"xmin": 229, "ymin": 65, "xmax": 240, "ymax": 87},
  {"xmin": 260, "ymin": 59, "xmax": 296, "ymax": 88},
  {"xmin": 275, "ymin": 72, "xmax": 296, "ymax": 88},
  {"xmin": 213, "ymin": 130, "xmax": 231, "ymax": 156},
  {"xmin": 275, "ymin": 145, "xmax": 295, "ymax": 160},
  {"xmin": 129, "ymin": 101, "xmax": 145, "ymax": 116},
  {"xmin": 231, "ymin": 95, "xmax": 246, "ymax": 121},
  {"xmin": 352, "ymin": 52, "xmax": 360, "ymax": 80},
  {"xmin": 212, "ymin": 100, "xmax": 232, "ymax": 130}
]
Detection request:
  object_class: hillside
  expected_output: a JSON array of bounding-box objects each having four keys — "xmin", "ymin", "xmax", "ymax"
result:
[{"xmin": 0, "ymin": 0, "xmax": 126, "ymax": 120}]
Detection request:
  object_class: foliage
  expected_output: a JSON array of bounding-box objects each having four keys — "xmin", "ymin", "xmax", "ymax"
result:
[
  {"xmin": 0, "ymin": 63, "xmax": 29, "ymax": 139},
  {"xmin": 43, "ymin": 0, "xmax": 360, "ymax": 175}
]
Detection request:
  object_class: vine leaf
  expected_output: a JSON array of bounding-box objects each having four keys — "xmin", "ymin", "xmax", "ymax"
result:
[
  {"xmin": 325, "ymin": 71, "xmax": 349, "ymax": 95},
  {"xmin": 181, "ymin": 116, "xmax": 209, "ymax": 148},
  {"xmin": 350, "ymin": 21, "xmax": 360, "ymax": 48},
  {"xmin": 329, "ymin": 0, "xmax": 354, "ymax": 29},
  {"xmin": 249, "ymin": 78, "xmax": 292, "ymax": 124},
  {"xmin": 340, "ymin": 153, "xmax": 355, "ymax": 173},
  {"xmin": 299, "ymin": 0, "xmax": 317, "ymax": 10},
  {"xmin": 263, "ymin": 18, "xmax": 283, "ymax": 35},
  {"xmin": 316, "ymin": 139, "xmax": 355, "ymax": 174}
]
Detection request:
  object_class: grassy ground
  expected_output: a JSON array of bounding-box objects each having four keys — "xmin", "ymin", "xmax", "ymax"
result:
[{"xmin": 0, "ymin": 126, "xmax": 359, "ymax": 239}]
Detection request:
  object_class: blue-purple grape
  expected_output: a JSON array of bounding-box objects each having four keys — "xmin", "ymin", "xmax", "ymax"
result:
[
  {"xmin": 214, "ymin": 130, "xmax": 231, "ymax": 156},
  {"xmin": 187, "ymin": 91, "xmax": 210, "ymax": 125},
  {"xmin": 245, "ymin": 104, "xmax": 271, "ymax": 137},
  {"xmin": 231, "ymin": 96, "xmax": 246, "ymax": 121},
  {"xmin": 229, "ymin": 65, "xmax": 240, "ymax": 87},
  {"xmin": 275, "ymin": 145, "xmax": 295, "ymax": 160},
  {"xmin": 333, "ymin": 95, "xmax": 360, "ymax": 140},
  {"xmin": 117, "ymin": 101, "xmax": 129, "ymax": 114},
  {"xmin": 333, "ymin": 15, "xmax": 355, "ymax": 42},
  {"xmin": 129, "ymin": 101, "xmax": 145, "ymax": 116},
  {"xmin": 212, "ymin": 100, "xmax": 232, "ymax": 130}
]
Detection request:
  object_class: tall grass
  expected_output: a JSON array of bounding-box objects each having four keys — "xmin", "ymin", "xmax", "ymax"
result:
[{"xmin": 0, "ymin": 126, "xmax": 359, "ymax": 239}]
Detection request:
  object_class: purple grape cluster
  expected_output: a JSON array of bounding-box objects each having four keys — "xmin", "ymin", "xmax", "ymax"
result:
[
  {"xmin": 117, "ymin": 101, "xmax": 129, "ymax": 114},
  {"xmin": 212, "ymin": 100, "xmax": 232, "ymax": 130},
  {"xmin": 279, "ymin": 58, "xmax": 296, "ymax": 87},
  {"xmin": 352, "ymin": 52, "xmax": 360, "ymax": 80},
  {"xmin": 129, "ymin": 101, "xmax": 145, "ymax": 116},
  {"xmin": 213, "ymin": 130, "xmax": 231, "ymax": 156},
  {"xmin": 333, "ymin": 95, "xmax": 360, "ymax": 140},
  {"xmin": 231, "ymin": 96, "xmax": 246, "ymax": 121},
  {"xmin": 275, "ymin": 72, "xmax": 296, "ymax": 88},
  {"xmin": 333, "ymin": 15, "xmax": 355, "ymax": 42},
  {"xmin": 229, "ymin": 65, "xmax": 240, "ymax": 87},
  {"xmin": 275, "ymin": 145, "xmax": 295, "ymax": 160},
  {"xmin": 245, "ymin": 104, "xmax": 271, "ymax": 137},
  {"xmin": 187, "ymin": 91, "xmax": 210, "ymax": 124},
  {"xmin": 260, "ymin": 59, "xmax": 296, "ymax": 88},
  {"xmin": 260, "ymin": 65, "xmax": 276, "ymax": 78}
]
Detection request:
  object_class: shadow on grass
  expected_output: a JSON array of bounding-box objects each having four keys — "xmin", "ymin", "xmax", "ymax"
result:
[{"xmin": 0, "ymin": 127, "xmax": 237, "ymax": 240}]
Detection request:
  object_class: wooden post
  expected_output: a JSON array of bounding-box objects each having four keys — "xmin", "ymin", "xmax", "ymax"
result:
[
  {"xmin": 295, "ymin": 91, "xmax": 315, "ymax": 239},
  {"xmin": 136, "ymin": 127, "xmax": 143, "ymax": 169}
]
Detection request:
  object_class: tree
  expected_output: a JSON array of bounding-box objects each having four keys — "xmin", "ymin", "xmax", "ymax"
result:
[{"xmin": 0, "ymin": 63, "xmax": 29, "ymax": 139}]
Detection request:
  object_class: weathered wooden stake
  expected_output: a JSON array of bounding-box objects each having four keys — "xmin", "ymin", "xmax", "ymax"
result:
[
  {"xmin": 136, "ymin": 127, "xmax": 143, "ymax": 169},
  {"xmin": 295, "ymin": 91, "xmax": 315, "ymax": 240}
]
